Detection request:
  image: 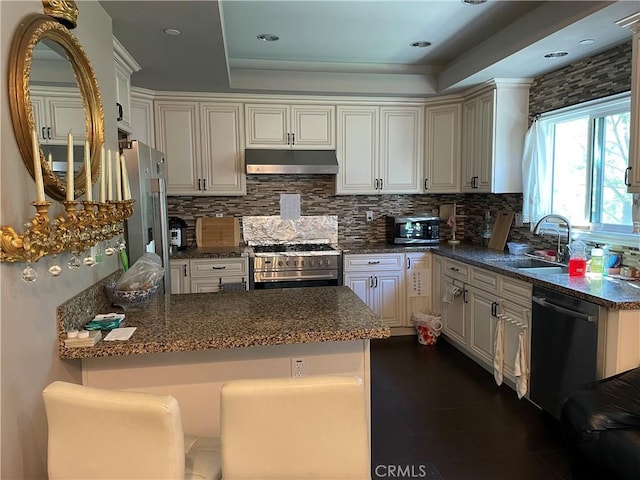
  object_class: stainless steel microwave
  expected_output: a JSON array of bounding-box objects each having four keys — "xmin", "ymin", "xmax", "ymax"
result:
[{"xmin": 386, "ymin": 216, "xmax": 440, "ymax": 244}]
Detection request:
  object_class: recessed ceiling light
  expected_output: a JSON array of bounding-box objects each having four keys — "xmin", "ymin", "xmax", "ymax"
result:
[
  {"xmin": 544, "ymin": 51, "xmax": 569, "ymax": 58},
  {"xmin": 163, "ymin": 28, "xmax": 181, "ymax": 36},
  {"xmin": 579, "ymin": 38, "xmax": 596, "ymax": 45},
  {"xmin": 410, "ymin": 41, "xmax": 432, "ymax": 48},
  {"xmin": 257, "ymin": 33, "xmax": 279, "ymax": 42},
  {"xmin": 462, "ymin": 0, "xmax": 487, "ymax": 4}
]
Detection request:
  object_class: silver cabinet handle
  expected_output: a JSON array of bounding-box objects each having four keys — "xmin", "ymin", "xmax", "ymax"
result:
[
  {"xmin": 369, "ymin": 276, "xmax": 374, "ymax": 288},
  {"xmin": 532, "ymin": 296, "xmax": 596, "ymax": 322},
  {"xmin": 202, "ymin": 178, "xmax": 207, "ymax": 191},
  {"xmin": 198, "ymin": 178, "xmax": 202, "ymax": 190},
  {"xmin": 211, "ymin": 266, "xmax": 227, "ymax": 270},
  {"xmin": 406, "ymin": 257, "xmax": 411, "ymax": 269},
  {"xmin": 424, "ymin": 178, "xmax": 429, "ymax": 190},
  {"xmin": 449, "ymin": 266, "xmax": 459, "ymax": 272},
  {"xmin": 291, "ymin": 132, "xmax": 295, "ymax": 145},
  {"xmin": 374, "ymin": 276, "xmax": 378, "ymax": 288},
  {"xmin": 367, "ymin": 261, "xmax": 380, "ymax": 264},
  {"xmin": 42, "ymin": 127, "xmax": 47, "ymax": 140},
  {"xmin": 183, "ymin": 265, "xmax": 188, "ymax": 277},
  {"xmin": 379, "ymin": 178, "xmax": 383, "ymax": 190},
  {"xmin": 287, "ymin": 133, "xmax": 291, "ymax": 145},
  {"xmin": 374, "ymin": 179, "xmax": 379, "ymax": 190}
]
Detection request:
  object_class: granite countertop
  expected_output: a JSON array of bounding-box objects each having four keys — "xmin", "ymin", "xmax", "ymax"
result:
[
  {"xmin": 59, "ymin": 286, "xmax": 390, "ymax": 359},
  {"xmin": 339, "ymin": 242, "xmax": 640, "ymax": 309},
  {"xmin": 169, "ymin": 245, "xmax": 252, "ymax": 259},
  {"xmin": 433, "ymin": 244, "xmax": 640, "ymax": 309}
]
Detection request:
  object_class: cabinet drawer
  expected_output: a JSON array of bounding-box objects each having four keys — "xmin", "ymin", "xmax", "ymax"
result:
[
  {"xmin": 470, "ymin": 266, "xmax": 498, "ymax": 293},
  {"xmin": 189, "ymin": 258, "xmax": 248, "ymax": 278},
  {"xmin": 343, "ymin": 254, "xmax": 404, "ymax": 272},
  {"xmin": 499, "ymin": 276, "xmax": 532, "ymax": 308},
  {"xmin": 442, "ymin": 258, "xmax": 469, "ymax": 282}
]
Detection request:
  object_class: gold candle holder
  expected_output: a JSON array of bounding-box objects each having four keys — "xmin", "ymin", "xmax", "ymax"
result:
[{"xmin": 1, "ymin": 201, "xmax": 52, "ymax": 263}]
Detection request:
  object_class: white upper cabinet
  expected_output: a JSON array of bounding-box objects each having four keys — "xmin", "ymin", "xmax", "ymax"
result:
[
  {"xmin": 423, "ymin": 102, "xmax": 462, "ymax": 193},
  {"xmin": 461, "ymin": 80, "xmax": 531, "ymax": 193},
  {"xmin": 30, "ymin": 86, "xmax": 87, "ymax": 143},
  {"xmin": 245, "ymin": 103, "xmax": 334, "ymax": 149},
  {"xmin": 130, "ymin": 89, "xmax": 155, "ymax": 148},
  {"xmin": 155, "ymin": 100, "xmax": 245, "ymax": 196},
  {"xmin": 336, "ymin": 105, "xmax": 422, "ymax": 195},
  {"xmin": 113, "ymin": 37, "xmax": 141, "ymax": 134},
  {"xmin": 626, "ymin": 26, "xmax": 640, "ymax": 192}
]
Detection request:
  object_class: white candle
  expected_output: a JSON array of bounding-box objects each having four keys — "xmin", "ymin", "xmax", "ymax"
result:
[
  {"xmin": 115, "ymin": 150, "xmax": 122, "ymax": 201},
  {"xmin": 66, "ymin": 131, "xmax": 74, "ymax": 201},
  {"xmin": 48, "ymin": 152, "xmax": 53, "ymax": 170},
  {"xmin": 31, "ymin": 128, "xmax": 45, "ymax": 202},
  {"xmin": 120, "ymin": 154, "xmax": 131, "ymax": 200},
  {"xmin": 99, "ymin": 145, "xmax": 106, "ymax": 203},
  {"xmin": 107, "ymin": 149, "xmax": 113, "ymax": 201},
  {"xmin": 84, "ymin": 140, "xmax": 92, "ymax": 201}
]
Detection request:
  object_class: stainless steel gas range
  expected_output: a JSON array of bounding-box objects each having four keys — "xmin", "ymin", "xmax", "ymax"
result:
[{"xmin": 250, "ymin": 243, "xmax": 342, "ymax": 289}]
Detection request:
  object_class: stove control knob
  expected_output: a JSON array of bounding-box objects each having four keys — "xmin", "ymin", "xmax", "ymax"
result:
[
  {"xmin": 286, "ymin": 261, "xmax": 290, "ymax": 266},
  {"xmin": 325, "ymin": 259, "xmax": 331, "ymax": 266},
  {"xmin": 301, "ymin": 260, "xmax": 304, "ymax": 266},
  {"xmin": 294, "ymin": 261, "xmax": 298, "ymax": 266},
  {"xmin": 308, "ymin": 259, "xmax": 313, "ymax": 267},
  {"xmin": 278, "ymin": 261, "xmax": 283, "ymax": 267}
]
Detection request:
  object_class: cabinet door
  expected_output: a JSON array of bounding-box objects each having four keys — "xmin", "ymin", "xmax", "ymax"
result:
[
  {"xmin": 155, "ymin": 102, "xmax": 201, "ymax": 195},
  {"xmin": 629, "ymin": 31, "xmax": 640, "ymax": 192},
  {"xmin": 501, "ymin": 301, "xmax": 530, "ymax": 383},
  {"xmin": 374, "ymin": 272, "xmax": 405, "ymax": 328},
  {"xmin": 48, "ymin": 96, "xmax": 87, "ymax": 142},
  {"xmin": 130, "ymin": 94, "xmax": 155, "ymax": 148},
  {"xmin": 379, "ymin": 107, "xmax": 422, "ymax": 193},
  {"xmin": 200, "ymin": 103, "xmax": 246, "ymax": 195},
  {"xmin": 245, "ymin": 104, "xmax": 288, "ymax": 147},
  {"xmin": 461, "ymin": 99, "xmax": 478, "ymax": 192},
  {"xmin": 191, "ymin": 275, "xmax": 247, "ymax": 293},
  {"xmin": 291, "ymin": 105, "xmax": 334, "ymax": 148},
  {"xmin": 115, "ymin": 63, "xmax": 132, "ymax": 133},
  {"xmin": 424, "ymin": 103, "xmax": 461, "ymax": 193},
  {"xmin": 431, "ymin": 255, "xmax": 443, "ymax": 316},
  {"xmin": 467, "ymin": 286, "xmax": 497, "ymax": 368},
  {"xmin": 406, "ymin": 252, "xmax": 432, "ymax": 327},
  {"xmin": 476, "ymin": 91, "xmax": 495, "ymax": 192},
  {"xmin": 336, "ymin": 106, "xmax": 379, "ymax": 194},
  {"xmin": 344, "ymin": 273, "xmax": 375, "ymax": 310},
  {"xmin": 31, "ymin": 96, "xmax": 47, "ymax": 142},
  {"xmin": 441, "ymin": 276, "xmax": 466, "ymax": 346},
  {"xmin": 169, "ymin": 260, "xmax": 190, "ymax": 294}
]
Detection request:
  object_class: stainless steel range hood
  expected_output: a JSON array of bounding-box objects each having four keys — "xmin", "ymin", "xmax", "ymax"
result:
[{"xmin": 245, "ymin": 149, "xmax": 339, "ymax": 174}]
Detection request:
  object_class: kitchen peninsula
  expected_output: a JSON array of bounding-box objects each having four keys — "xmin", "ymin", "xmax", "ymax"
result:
[{"xmin": 57, "ymin": 284, "xmax": 390, "ymax": 437}]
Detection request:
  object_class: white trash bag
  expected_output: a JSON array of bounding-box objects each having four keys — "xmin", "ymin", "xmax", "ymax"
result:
[{"xmin": 412, "ymin": 312, "xmax": 442, "ymax": 346}]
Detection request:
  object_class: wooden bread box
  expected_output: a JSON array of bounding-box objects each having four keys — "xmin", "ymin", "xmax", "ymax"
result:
[{"xmin": 195, "ymin": 217, "xmax": 240, "ymax": 247}]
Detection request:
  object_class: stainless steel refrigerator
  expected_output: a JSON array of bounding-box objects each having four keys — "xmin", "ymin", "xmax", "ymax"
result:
[{"xmin": 122, "ymin": 140, "xmax": 171, "ymax": 294}]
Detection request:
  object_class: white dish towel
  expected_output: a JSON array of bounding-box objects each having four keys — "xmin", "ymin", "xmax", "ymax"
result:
[
  {"xmin": 493, "ymin": 317, "xmax": 505, "ymax": 386},
  {"xmin": 514, "ymin": 330, "xmax": 529, "ymax": 399},
  {"xmin": 442, "ymin": 284, "xmax": 461, "ymax": 304}
]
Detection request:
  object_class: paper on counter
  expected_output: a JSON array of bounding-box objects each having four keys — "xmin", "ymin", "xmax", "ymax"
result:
[
  {"xmin": 280, "ymin": 193, "xmax": 300, "ymax": 220},
  {"xmin": 103, "ymin": 327, "xmax": 136, "ymax": 341}
]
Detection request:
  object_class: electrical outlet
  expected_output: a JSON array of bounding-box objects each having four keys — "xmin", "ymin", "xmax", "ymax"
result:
[
  {"xmin": 514, "ymin": 213, "xmax": 523, "ymax": 228},
  {"xmin": 366, "ymin": 211, "xmax": 374, "ymax": 222},
  {"xmin": 291, "ymin": 358, "xmax": 305, "ymax": 377},
  {"xmin": 215, "ymin": 213, "xmax": 223, "ymax": 218}
]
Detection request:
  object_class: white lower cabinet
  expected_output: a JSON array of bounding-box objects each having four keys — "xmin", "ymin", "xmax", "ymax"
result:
[
  {"xmin": 437, "ymin": 257, "xmax": 532, "ymax": 392},
  {"xmin": 343, "ymin": 254, "xmax": 405, "ymax": 328},
  {"xmin": 169, "ymin": 260, "xmax": 190, "ymax": 294},
  {"xmin": 170, "ymin": 258, "xmax": 248, "ymax": 294}
]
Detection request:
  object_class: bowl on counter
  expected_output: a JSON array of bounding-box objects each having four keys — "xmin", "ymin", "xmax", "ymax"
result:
[{"xmin": 105, "ymin": 282, "xmax": 160, "ymax": 311}]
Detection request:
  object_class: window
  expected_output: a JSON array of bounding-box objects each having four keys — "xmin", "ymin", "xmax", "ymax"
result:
[{"xmin": 540, "ymin": 93, "xmax": 631, "ymax": 232}]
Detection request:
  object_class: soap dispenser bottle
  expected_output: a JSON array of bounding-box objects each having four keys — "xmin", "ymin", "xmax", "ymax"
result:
[{"xmin": 591, "ymin": 245, "xmax": 604, "ymax": 276}]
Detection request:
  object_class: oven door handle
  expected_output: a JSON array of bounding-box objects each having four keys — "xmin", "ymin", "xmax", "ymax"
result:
[{"xmin": 255, "ymin": 273, "xmax": 337, "ymax": 282}]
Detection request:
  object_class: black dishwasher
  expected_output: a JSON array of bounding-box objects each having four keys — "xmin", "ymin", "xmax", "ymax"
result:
[{"xmin": 530, "ymin": 286, "xmax": 600, "ymax": 420}]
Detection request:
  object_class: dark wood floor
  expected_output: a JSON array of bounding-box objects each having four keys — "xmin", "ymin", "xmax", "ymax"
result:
[{"xmin": 370, "ymin": 336, "xmax": 573, "ymax": 480}]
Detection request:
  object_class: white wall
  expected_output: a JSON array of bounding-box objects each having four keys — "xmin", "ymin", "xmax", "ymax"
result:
[{"xmin": 1, "ymin": 1, "xmax": 118, "ymax": 477}]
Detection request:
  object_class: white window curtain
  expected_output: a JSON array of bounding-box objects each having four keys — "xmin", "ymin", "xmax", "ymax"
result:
[{"xmin": 522, "ymin": 119, "xmax": 552, "ymax": 230}]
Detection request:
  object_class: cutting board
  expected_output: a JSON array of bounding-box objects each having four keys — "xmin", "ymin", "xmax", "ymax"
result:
[
  {"xmin": 488, "ymin": 211, "xmax": 514, "ymax": 251},
  {"xmin": 195, "ymin": 217, "xmax": 240, "ymax": 247}
]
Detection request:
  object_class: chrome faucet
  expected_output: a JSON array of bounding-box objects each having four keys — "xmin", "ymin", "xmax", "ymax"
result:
[{"xmin": 532, "ymin": 214, "xmax": 572, "ymax": 262}]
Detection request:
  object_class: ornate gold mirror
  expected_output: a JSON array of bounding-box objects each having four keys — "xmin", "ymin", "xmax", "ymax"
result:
[{"xmin": 8, "ymin": 13, "xmax": 105, "ymax": 201}]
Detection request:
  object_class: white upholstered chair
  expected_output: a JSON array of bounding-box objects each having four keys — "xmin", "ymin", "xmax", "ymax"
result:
[
  {"xmin": 42, "ymin": 381, "xmax": 221, "ymax": 479},
  {"xmin": 220, "ymin": 375, "xmax": 370, "ymax": 480}
]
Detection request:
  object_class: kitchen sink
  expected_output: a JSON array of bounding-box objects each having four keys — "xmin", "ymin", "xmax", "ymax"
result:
[{"xmin": 496, "ymin": 258, "xmax": 568, "ymax": 274}]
